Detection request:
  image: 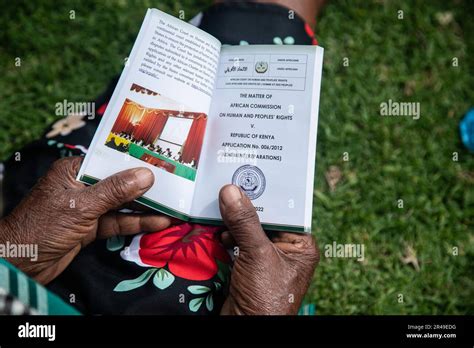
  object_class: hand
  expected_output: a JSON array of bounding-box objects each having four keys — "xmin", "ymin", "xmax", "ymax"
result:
[
  {"xmin": 0, "ymin": 157, "xmax": 173, "ymax": 284},
  {"xmin": 218, "ymin": 184, "xmax": 319, "ymax": 315}
]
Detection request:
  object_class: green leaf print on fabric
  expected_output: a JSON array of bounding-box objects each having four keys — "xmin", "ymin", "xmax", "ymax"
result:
[
  {"xmin": 189, "ymin": 297, "xmax": 205, "ymax": 312},
  {"xmin": 153, "ymin": 268, "xmax": 175, "ymax": 290},
  {"xmin": 106, "ymin": 236, "xmax": 125, "ymax": 251},
  {"xmin": 273, "ymin": 36, "xmax": 283, "ymax": 45},
  {"xmin": 283, "ymin": 36, "xmax": 295, "ymax": 44},
  {"xmin": 205, "ymin": 294, "xmax": 214, "ymax": 311},
  {"xmin": 187, "ymin": 285, "xmax": 211, "ymax": 295},
  {"xmin": 113, "ymin": 268, "xmax": 156, "ymax": 292},
  {"xmin": 186, "ymin": 283, "xmax": 221, "ymax": 313},
  {"xmin": 273, "ymin": 36, "xmax": 295, "ymax": 45}
]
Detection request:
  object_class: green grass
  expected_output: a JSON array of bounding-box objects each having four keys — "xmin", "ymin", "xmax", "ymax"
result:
[{"xmin": 1, "ymin": 0, "xmax": 473, "ymax": 314}]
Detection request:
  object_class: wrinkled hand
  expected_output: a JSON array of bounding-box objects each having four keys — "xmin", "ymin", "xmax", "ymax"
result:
[
  {"xmin": 218, "ymin": 185, "xmax": 319, "ymax": 315},
  {"xmin": 0, "ymin": 157, "xmax": 173, "ymax": 284}
]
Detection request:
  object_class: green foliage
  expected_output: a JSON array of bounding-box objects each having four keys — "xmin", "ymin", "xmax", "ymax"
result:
[{"xmin": 0, "ymin": 0, "xmax": 472, "ymax": 314}]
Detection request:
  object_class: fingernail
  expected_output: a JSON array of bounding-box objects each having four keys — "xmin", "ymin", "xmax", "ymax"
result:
[
  {"xmin": 221, "ymin": 185, "xmax": 243, "ymax": 208},
  {"xmin": 133, "ymin": 168, "xmax": 154, "ymax": 190}
]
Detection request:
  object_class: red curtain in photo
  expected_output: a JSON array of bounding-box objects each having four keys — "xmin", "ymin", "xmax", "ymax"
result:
[
  {"xmin": 133, "ymin": 109, "xmax": 168, "ymax": 145},
  {"xmin": 111, "ymin": 99, "xmax": 143, "ymax": 134},
  {"xmin": 181, "ymin": 114, "xmax": 207, "ymax": 166}
]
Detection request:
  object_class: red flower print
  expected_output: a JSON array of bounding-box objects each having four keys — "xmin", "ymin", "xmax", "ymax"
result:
[
  {"xmin": 304, "ymin": 23, "xmax": 318, "ymax": 45},
  {"xmin": 97, "ymin": 102, "xmax": 108, "ymax": 116},
  {"xmin": 120, "ymin": 223, "xmax": 231, "ymax": 281}
]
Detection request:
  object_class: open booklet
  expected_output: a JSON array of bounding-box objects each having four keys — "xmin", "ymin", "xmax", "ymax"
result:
[{"xmin": 78, "ymin": 8, "xmax": 323, "ymax": 233}]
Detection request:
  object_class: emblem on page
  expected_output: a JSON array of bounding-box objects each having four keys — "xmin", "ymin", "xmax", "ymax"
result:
[
  {"xmin": 255, "ymin": 61, "xmax": 268, "ymax": 74},
  {"xmin": 232, "ymin": 165, "xmax": 266, "ymax": 200}
]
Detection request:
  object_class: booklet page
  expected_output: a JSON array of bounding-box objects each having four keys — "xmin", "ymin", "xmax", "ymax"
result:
[
  {"xmin": 192, "ymin": 45, "xmax": 323, "ymax": 231},
  {"xmin": 78, "ymin": 9, "xmax": 221, "ymax": 217}
]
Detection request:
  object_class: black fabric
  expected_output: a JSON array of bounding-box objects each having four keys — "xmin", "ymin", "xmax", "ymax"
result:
[
  {"xmin": 49, "ymin": 238, "xmax": 227, "ymax": 315},
  {"xmin": 198, "ymin": 1, "xmax": 313, "ymax": 45}
]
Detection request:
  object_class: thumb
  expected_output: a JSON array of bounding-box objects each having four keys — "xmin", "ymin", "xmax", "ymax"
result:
[
  {"xmin": 80, "ymin": 167, "xmax": 154, "ymax": 216},
  {"xmin": 219, "ymin": 184, "xmax": 270, "ymax": 252}
]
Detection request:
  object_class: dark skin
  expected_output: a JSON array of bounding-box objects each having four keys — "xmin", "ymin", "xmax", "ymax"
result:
[
  {"xmin": 219, "ymin": 185, "xmax": 319, "ymax": 315},
  {"xmin": 0, "ymin": 157, "xmax": 319, "ymax": 314},
  {"xmin": 0, "ymin": 157, "xmax": 174, "ymax": 284}
]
